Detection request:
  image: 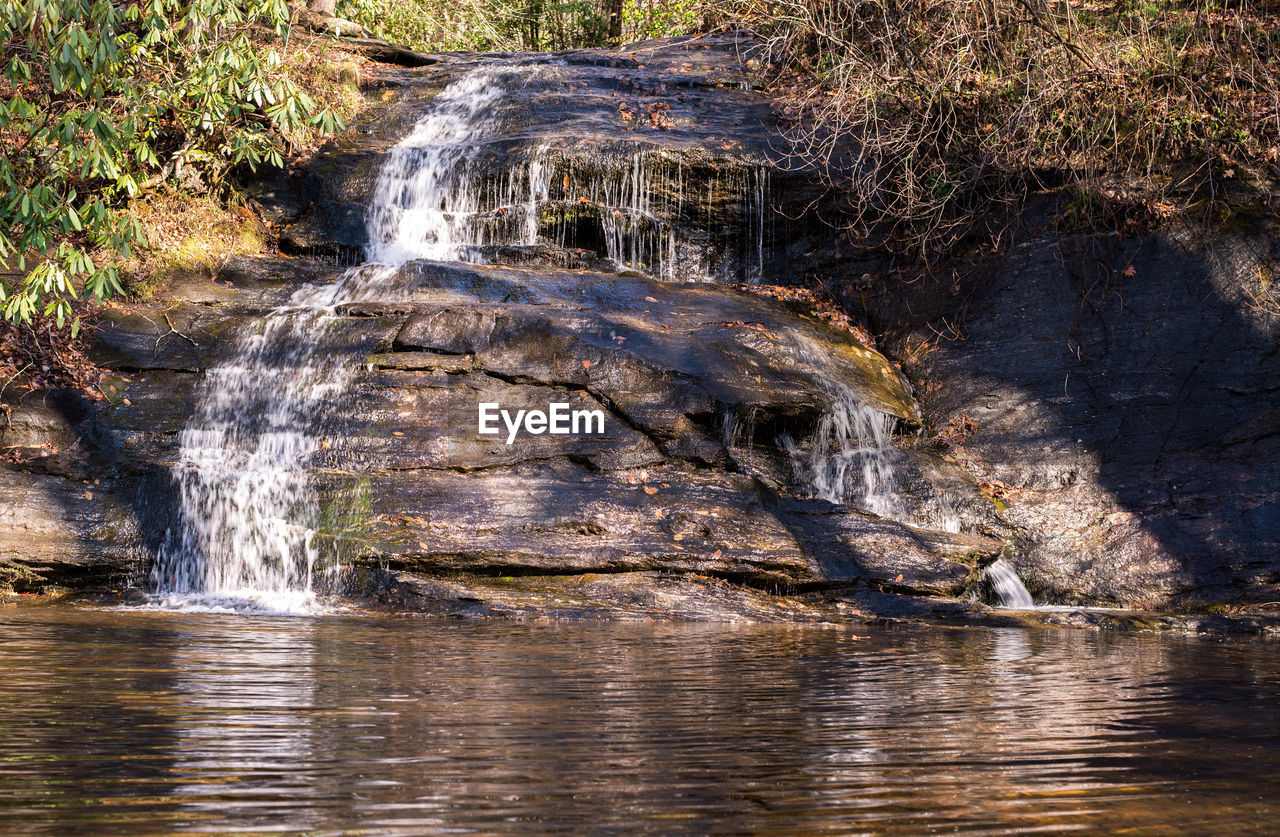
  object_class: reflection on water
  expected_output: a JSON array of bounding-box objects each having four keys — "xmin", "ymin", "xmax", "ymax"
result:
[{"xmin": 0, "ymin": 609, "xmax": 1278, "ymax": 834}]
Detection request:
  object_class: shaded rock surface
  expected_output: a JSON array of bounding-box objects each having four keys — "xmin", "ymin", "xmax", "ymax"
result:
[
  {"xmin": 351, "ymin": 570, "xmax": 839, "ymax": 622},
  {"xmin": 908, "ymin": 204, "xmax": 1280, "ymax": 610},
  {"xmin": 0, "ymin": 470, "xmax": 140, "ymax": 591}
]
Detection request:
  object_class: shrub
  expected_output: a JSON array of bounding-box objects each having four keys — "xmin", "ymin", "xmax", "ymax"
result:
[
  {"xmin": 336, "ymin": 0, "xmax": 698, "ymax": 53},
  {"xmin": 0, "ymin": 0, "xmax": 345, "ymax": 330},
  {"xmin": 721, "ymin": 0, "xmax": 1280, "ymax": 257}
]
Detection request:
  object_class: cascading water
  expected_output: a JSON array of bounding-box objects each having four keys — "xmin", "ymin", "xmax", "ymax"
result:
[
  {"xmin": 783, "ymin": 385, "xmax": 908, "ymax": 521},
  {"xmin": 151, "ymin": 66, "xmax": 529, "ymax": 612},
  {"xmin": 984, "ymin": 558, "xmax": 1036, "ymax": 608},
  {"xmin": 773, "ymin": 323, "xmax": 972, "ymax": 534},
  {"xmin": 365, "ymin": 69, "xmax": 542, "ymax": 263},
  {"xmin": 785, "ymin": 391, "xmax": 1034, "ymax": 605},
  {"xmin": 531, "ymin": 151, "xmax": 769, "ymax": 281}
]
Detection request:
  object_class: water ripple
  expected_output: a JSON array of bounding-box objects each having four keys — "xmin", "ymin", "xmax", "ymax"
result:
[{"xmin": 0, "ymin": 610, "xmax": 1277, "ymax": 834}]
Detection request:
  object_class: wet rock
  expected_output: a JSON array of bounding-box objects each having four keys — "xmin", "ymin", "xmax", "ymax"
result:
[
  {"xmin": 40, "ymin": 247, "xmax": 990, "ymax": 608},
  {"xmin": 468, "ymin": 243, "xmax": 598, "ymax": 270},
  {"xmin": 216, "ymin": 254, "xmax": 333, "ymax": 293},
  {"xmin": 93, "ymin": 303, "xmax": 242, "ymax": 372},
  {"xmin": 0, "ymin": 404, "xmax": 85, "ymax": 478},
  {"xmin": 0, "ymin": 470, "xmax": 139, "ymax": 590},
  {"xmin": 329, "ymin": 462, "xmax": 815, "ymax": 588},
  {"xmin": 777, "ymin": 499, "xmax": 999, "ymax": 596},
  {"xmin": 388, "ymin": 260, "xmax": 918, "ymax": 426},
  {"xmin": 350, "ymin": 568, "xmax": 838, "ymax": 622},
  {"xmin": 91, "ymin": 257, "xmax": 918, "ymax": 472}
]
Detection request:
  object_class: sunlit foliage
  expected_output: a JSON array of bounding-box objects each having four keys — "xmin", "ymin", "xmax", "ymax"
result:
[{"xmin": 0, "ymin": 0, "xmax": 344, "ymax": 328}]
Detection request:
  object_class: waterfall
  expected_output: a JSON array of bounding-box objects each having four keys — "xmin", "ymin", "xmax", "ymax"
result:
[
  {"xmin": 984, "ymin": 558, "xmax": 1036, "ymax": 608},
  {"xmin": 537, "ymin": 151, "xmax": 768, "ymax": 281},
  {"xmin": 780, "ymin": 330, "xmax": 964, "ymax": 534},
  {"xmin": 150, "ymin": 65, "xmax": 527, "ymax": 612},
  {"xmin": 784, "ymin": 386, "xmax": 908, "ymax": 521},
  {"xmin": 786, "ymin": 384, "xmax": 1025, "ymax": 606},
  {"xmin": 144, "ymin": 61, "xmax": 811, "ymax": 612},
  {"xmin": 365, "ymin": 74, "xmax": 505, "ymax": 263}
]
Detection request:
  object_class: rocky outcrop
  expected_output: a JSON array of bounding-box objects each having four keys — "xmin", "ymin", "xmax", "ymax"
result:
[
  {"xmin": 96, "ymin": 256, "xmax": 994, "ymax": 591},
  {"xmin": 904, "ymin": 203, "xmax": 1280, "ymax": 610},
  {"xmin": 0, "ymin": 34, "xmax": 1003, "ymax": 618},
  {"xmin": 1, "ymin": 247, "xmax": 1001, "ymax": 609},
  {"xmin": 267, "ymin": 33, "xmax": 830, "ymax": 282}
]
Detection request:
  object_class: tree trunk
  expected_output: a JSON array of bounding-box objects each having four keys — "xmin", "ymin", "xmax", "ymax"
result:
[
  {"xmin": 606, "ymin": 0, "xmax": 623, "ymax": 44},
  {"xmin": 307, "ymin": 0, "xmax": 338, "ymax": 16}
]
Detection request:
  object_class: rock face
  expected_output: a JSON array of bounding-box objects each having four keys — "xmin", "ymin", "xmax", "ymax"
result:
[
  {"xmin": 26, "ymin": 253, "xmax": 994, "ymax": 605},
  {"xmin": 0, "ymin": 34, "xmax": 1002, "ymax": 615},
  {"xmin": 909, "ymin": 206, "xmax": 1280, "ymax": 610}
]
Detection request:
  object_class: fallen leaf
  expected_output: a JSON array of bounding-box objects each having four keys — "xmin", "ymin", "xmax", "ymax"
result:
[
  {"xmin": 1121, "ymin": 264, "xmax": 1136, "ymax": 279},
  {"xmin": 582, "ymin": 359, "xmax": 592, "ymax": 369},
  {"xmin": 644, "ymin": 486, "xmax": 658, "ymax": 495},
  {"xmin": 894, "ymin": 574, "xmax": 904, "ymax": 582}
]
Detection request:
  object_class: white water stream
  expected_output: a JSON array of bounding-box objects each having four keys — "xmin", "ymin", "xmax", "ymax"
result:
[
  {"xmin": 783, "ymin": 387, "xmax": 910, "ymax": 522},
  {"xmin": 984, "ymin": 558, "xmax": 1036, "ymax": 609},
  {"xmin": 782, "ymin": 383, "xmax": 1036, "ymax": 609},
  {"xmin": 151, "ymin": 67, "xmax": 527, "ymax": 612}
]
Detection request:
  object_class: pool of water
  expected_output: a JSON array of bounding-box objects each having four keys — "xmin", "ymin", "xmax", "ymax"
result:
[{"xmin": 1, "ymin": 607, "xmax": 1277, "ymax": 834}]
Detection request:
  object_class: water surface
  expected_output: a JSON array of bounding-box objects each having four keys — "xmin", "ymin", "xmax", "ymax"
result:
[{"xmin": 1, "ymin": 607, "xmax": 1277, "ymax": 834}]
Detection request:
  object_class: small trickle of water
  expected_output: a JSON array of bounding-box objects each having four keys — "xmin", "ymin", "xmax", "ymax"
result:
[
  {"xmin": 985, "ymin": 558, "xmax": 1036, "ymax": 608},
  {"xmin": 784, "ymin": 383, "xmax": 908, "ymax": 521},
  {"xmin": 537, "ymin": 151, "xmax": 768, "ymax": 282}
]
